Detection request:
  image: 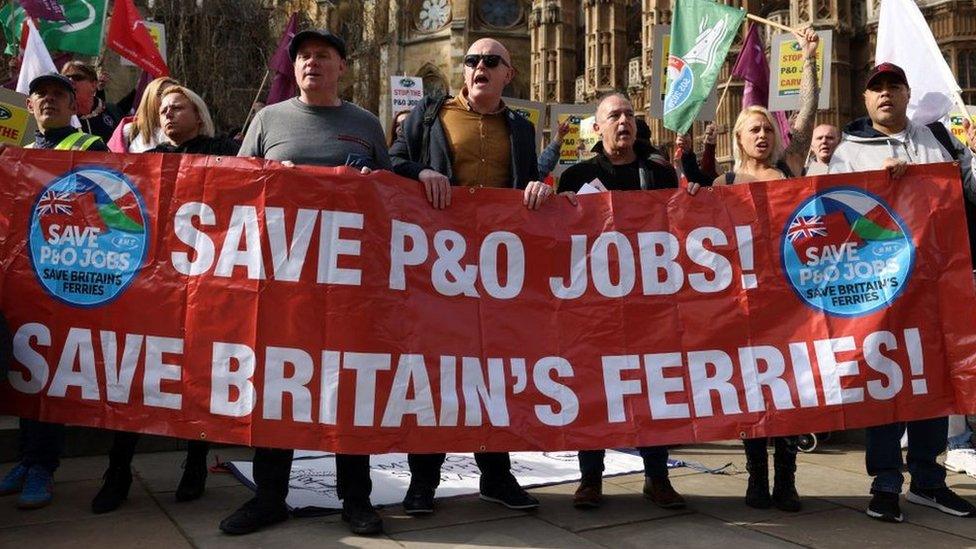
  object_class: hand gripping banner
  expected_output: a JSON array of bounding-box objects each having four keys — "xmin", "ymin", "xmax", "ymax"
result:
[{"xmin": 2, "ymin": 149, "xmax": 976, "ymax": 453}]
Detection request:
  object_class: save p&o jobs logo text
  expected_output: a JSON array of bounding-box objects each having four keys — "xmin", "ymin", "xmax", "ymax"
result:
[
  {"xmin": 28, "ymin": 167, "xmax": 149, "ymax": 307},
  {"xmin": 781, "ymin": 187, "xmax": 914, "ymax": 317}
]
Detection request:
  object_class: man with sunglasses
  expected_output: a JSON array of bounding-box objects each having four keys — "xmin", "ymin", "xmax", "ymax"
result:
[
  {"xmin": 391, "ymin": 38, "xmax": 551, "ymax": 210},
  {"xmin": 389, "ymin": 38, "xmax": 547, "ymax": 516}
]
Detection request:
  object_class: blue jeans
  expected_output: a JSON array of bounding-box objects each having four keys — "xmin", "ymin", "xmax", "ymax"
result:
[
  {"xmin": 865, "ymin": 417, "xmax": 947, "ymax": 494},
  {"xmin": 948, "ymin": 415, "xmax": 973, "ymax": 450},
  {"xmin": 579, "ymin": 446, "xmax": 669, "ymax": 479}
]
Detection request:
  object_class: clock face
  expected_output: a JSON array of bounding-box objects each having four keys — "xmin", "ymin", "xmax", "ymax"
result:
[
  {"xmin": 480, "ymin": 0, "xmax": 521, "ymax": 28},
  {"xmin": 417, "ymin": 0, "xmax": 451, "ymax": 32}
]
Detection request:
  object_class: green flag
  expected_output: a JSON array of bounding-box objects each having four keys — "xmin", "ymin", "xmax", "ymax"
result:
[
  {"xmin": 1, "ymin": 0, "xmax": 106, "ymax": 57},
  {"xmin": 664, "ymin": 0, "xmax": 745, "ymax": 134}
]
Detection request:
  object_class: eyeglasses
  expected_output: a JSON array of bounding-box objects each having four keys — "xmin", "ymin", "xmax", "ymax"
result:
[{"xmin": 463, "ymin": 54, "xmax": 510, "ymax": 69}]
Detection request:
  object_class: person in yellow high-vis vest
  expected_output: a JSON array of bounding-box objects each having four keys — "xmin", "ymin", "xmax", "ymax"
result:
[
  {"xmin": 23, "ymin": 72, "xmax": 108, "ymax": 152},
  {"xmin": 0, "ymin": 72, "xmax": 108, "ymax": 512}
]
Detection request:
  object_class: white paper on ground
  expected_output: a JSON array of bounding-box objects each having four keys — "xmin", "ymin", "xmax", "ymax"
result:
[{"xmin": 228, "ymin": 450, "xmax": 646, "ymax": 511}]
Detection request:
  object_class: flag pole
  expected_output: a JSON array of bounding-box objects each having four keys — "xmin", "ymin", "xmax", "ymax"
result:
[
  {"xmin": 242, "ymin": 68, "xmax": 271, "ymax": 134},
  {"xmin": 745, "ymin": 13, "xmax": 798, "ymax": 34}
]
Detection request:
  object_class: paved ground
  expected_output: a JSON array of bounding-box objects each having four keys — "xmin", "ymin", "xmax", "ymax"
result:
[{"xmin": 2, "ymin": 441, "xmax": 976, "ymax": 548}]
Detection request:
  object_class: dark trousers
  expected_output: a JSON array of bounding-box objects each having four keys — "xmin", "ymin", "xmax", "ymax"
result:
[
  {"xmin": 866, "ymin": 417, "xmax": 947, "ymax": 494},
  {"xmin": 408, "ymin": 452, "xmax": 514, "ymax": 489},
  {"xmin": 578, "ymin": 446, "xmax": 670, "ymax": 479},
  {"xmin": 108, "ymin": 431, "xmax": 209, "ymax": 470},
  {"xmin": 253, "ymin": 448, "xmax": 372, "ymax": 504},
  {"xmin": 18, "ymin": 418, "xmax": 64, "ymax": 473},
  {"xmin": 743, "ymin": 436, "xmax": 797, "ymax": 470}
]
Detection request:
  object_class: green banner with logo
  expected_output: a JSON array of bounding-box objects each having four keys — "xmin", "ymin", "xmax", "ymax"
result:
[
  {"xmin": 663, "ymin": 0, "xmax": 744, "ymax": 134},
  {"xmin": 1, "ymin": 0, "xmax": 107, "ymax": 57}
]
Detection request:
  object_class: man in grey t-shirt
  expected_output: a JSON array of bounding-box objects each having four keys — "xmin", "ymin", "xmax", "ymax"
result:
[{"xmin": 220, "ymin": 29, "xmax": 386, "ymax": 538}]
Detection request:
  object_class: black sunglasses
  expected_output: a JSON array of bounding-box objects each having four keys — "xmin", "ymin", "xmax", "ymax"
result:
[{"xmin": 463, "ymin": 54, "xmax": 510, "ymax": 69}]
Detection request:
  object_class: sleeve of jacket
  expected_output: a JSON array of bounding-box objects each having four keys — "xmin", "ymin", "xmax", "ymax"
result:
[
  {"xmin": 389, "ymin": 101, "xmax": 430, "ymax": 181},
  {"xmin": 948, "ymin": 133, "xmax": 976, "ymax": 206},
  {"xmin": 512, "ymin": 116, "xmax": 540, "ymax": 189},
  {"xmin": 681, "ymin": 150, "xmax": 712, "ymax": 186},
  {"xmin": 537, "ymin": 138, "xmax": 562, "ymax": 177}
]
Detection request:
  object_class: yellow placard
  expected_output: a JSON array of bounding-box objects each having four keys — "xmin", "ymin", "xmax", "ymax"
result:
[
  {"xmin": 510, "ymin": 105, "xmax": 541, "ymax": 129},
  {"xmin": 0, "ymin": 90, "xmax": 35, "ymax": 146},
  {"xmin": 949, "ymin": 113, "xmax": 976, "ymax": 146},
  {"xmin": 557, "ymin": 114, "xmax": 597, "ymax": 165},
  {"xmin": 660, "ymin": 34, "xmax": 671, "ymax": 97},
  {"xmin": 776, "ymin": 38, "xmax": 825, "ymax": 98}
]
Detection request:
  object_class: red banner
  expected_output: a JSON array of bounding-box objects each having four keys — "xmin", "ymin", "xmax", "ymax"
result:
[{"xmin": 2, "ymin": 149, "xmax": 976, "ymax": 453}]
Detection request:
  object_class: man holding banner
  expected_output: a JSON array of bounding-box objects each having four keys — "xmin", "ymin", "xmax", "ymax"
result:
[
  {"xmin": 220, "ymin": 29, "xmax": 389, "ymax": 537},
  {"xmin": 828, "ymin": 62, "xmax": 976, "ymax": 523}
]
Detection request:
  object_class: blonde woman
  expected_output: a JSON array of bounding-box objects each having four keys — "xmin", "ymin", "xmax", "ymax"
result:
[
  {"xmin": 694, "ymin": 27, "xmax": 820, "ymax": 512},
  {"xmin": 107, "ymin": 76, "xmax": 179, "ymax": 153}
]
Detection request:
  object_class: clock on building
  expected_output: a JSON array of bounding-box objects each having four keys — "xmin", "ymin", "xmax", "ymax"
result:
[
  {"xmin": 416, "ymin": 0, "xmax": 451, "ymax": 32},
  {"xmin": 479, "ymin": 0, "xmax": 522, "ymax": 28}
]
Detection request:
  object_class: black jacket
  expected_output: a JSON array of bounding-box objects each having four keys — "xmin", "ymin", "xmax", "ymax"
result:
[
  {"xmin": 390, "ymin": 95, "xmax": 539, "ymax": 189},
  {"xmin": 149, "ymin": 135, "xmax": 241, "ymax": 156},
  {"xmin": 558, "ymin": 140, "xmax": 678, "ymax": 193}
]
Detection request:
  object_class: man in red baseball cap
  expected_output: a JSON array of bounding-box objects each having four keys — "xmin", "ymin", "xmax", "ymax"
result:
[{"xmin": 825, "ymin": 61, "xmax": 976, "ymax": 523}]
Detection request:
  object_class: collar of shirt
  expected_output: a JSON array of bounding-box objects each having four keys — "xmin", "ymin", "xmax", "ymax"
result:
[{"xmin": 456, "ymin": 87, "xmax": 507, "ymax": 115}]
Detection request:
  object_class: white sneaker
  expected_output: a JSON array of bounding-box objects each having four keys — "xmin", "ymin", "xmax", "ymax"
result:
[{"xmin": 944, "ymin": 448, "xmax": 976, "ymax": 478}]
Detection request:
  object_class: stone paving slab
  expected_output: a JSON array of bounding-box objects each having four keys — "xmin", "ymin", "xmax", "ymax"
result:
[
  {"xmin": 0, "ymin": 510, "xmax": 192, "ymax": 549},
  {"xmin": 391, "ymin": 516, "xmax": 602, "ymax": 548},
  {"xmin": 0, "ymin": 478, "xmax": 155, "ymax": 529},
  {"xmin": 577, "ymin": 512, "xmax": 801, "ymax": 548}
]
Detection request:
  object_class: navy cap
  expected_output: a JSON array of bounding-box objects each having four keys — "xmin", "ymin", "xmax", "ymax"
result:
[
  {"xmin": 28, "ymin": 72, "xmax": 76, "ymax": 96},
  {"xmin": 288, "ymin": 29, "xmax": 347, "ymax": 61},
  {"xmin": 866, "ymin": 62, "xmax": 908, "ymax": 89}
]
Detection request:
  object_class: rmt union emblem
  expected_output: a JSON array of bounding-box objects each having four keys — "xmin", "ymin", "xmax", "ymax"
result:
[{"xmin": 400, "ymin": 78, "xmax": 416, "ymax": 88}]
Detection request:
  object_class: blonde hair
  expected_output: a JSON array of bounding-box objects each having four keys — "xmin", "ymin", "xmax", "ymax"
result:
[
  {"xmin": 159, "ymin": 86, "xmax": 215, "ymax": 138},
  {"xmin": 732, "ymin": 105, "xmax": 784, "ymax": 170},
  {"xmin": 129, "ymin": 77, "xmax": 180, "ymax": 143}
]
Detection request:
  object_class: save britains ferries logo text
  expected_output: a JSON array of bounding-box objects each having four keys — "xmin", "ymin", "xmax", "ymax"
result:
[{"xmin": 28, "ymin": 167, "xmax": 149, "ymax": 307}]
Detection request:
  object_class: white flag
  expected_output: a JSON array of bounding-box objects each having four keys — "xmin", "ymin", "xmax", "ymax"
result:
[
  {"xmin": 876, "ymin": 0, "xmax": 960, "ymax": 124},
  {"xmin": 15, "ymin": 19, "xmax": 80, "ymax": 129}
]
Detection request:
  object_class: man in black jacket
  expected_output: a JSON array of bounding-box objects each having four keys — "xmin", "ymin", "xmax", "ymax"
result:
[
  {"xmin": 389, "ymin": 37, "xmax": 546, "ymax": 516},
  {"xmin": 390, "ymin": 38, "xmax": 551, "ymax": 210},
  {"xmin": 556, "ymin": 93, "xmax": 685, "ymax": 511}
]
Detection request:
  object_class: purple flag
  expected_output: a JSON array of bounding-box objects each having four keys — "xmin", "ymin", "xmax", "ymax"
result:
[
  {"xmin": 18, "ymin": 0, "xmax": 66, "ymax": 21},
  {"xmin": 731, "ymin": 24, "xmax": 791, "ymax": 146},
  {"xmin": 265, "ymin": 13, "xmax": 297, "ymax": 105}
]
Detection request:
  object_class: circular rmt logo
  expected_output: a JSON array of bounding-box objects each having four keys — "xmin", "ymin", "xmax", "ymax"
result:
[
  {"xmin": 663, "ymin": 55, "xmax": 693, "ymax": 115},
  {"xmin": 781, "ymin": 187, "xmax": 914, "ymax": 317},
  {"xmin": 28, "ymin": 168, "xmax": 149, "ymax": 307}
]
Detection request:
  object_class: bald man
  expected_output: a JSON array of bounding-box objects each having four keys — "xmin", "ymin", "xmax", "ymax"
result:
[
  {"xmin": 804, "ymin": 124, "xmax": 839, "ymax": 175},
  {"xmin": 390, "ymin": 39, "xmax": 547, "ymax": 516}
]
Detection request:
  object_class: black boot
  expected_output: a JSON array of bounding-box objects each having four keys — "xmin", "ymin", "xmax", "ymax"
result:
[
  {"xmin": 176, "ymin": 441, "xmax": 209, "ymax": 502},
  {"xmin": 743, "ymin": 438, "xmax": 771, "ymax": 509},
  {"xmin": 91, "ymin": 466, "xmax": 132, "ymax": 514},
  {"xmin": 772, "ymin": 437, "xmax": 801, "ymax": 512}
]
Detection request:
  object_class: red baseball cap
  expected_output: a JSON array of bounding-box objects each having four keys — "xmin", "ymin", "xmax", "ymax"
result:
[{"xmin": 866, "ymin": 62, "xmax": 908, "ymax": 89}]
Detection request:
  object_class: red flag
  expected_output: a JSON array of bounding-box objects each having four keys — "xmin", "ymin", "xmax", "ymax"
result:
[{"xmin": 106, "ymin": 0, "xmax": 169, "ymax": 78}]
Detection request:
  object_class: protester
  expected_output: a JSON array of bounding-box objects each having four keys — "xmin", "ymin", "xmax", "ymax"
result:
[
  {"xmin": 675, "ymin": 122, "xmax": 718, "ymax": 186},
  {"xmin": 804, "ymin": 123, "xmax": 839, "ymax": 174},
  {"xmin": 60, "ymin": 60, "xmax": 120, "ymax": 143},
  {"xmin": 551, "ymin": 92, "xmax": 684, "ymax": 510},
  {"xmin": 558, "ymin": 93, "xmax": 677, "ymax": 194},
  {"xmin": 108, "ymin": 76, "xmax": 180, "ymax": 153},
  {"xmin": 388, "ymin": 109, "xmax": 411, "ymax": 146},
  {"xmin": 220, "ymin": 29, "xmax": 389, "ymax": 537},
  {"xmin": 0, "ymin": 73, "xmax": 106, "ymax": 510},
  {"xmin": 390, "ymin": 38, "xmax": 550, "ymax": 211},
  {"xmin": 389, "ymin": 37, "xmax": 547, "ymax": 516},
  {"xmin": 692, "ymin": 27, "xmax": 820, "ymax": 512},
  {"xmin": 538, "ymin": 120, "xmax": 571, "ymax": 179},
  {"xmin": 826, "ymin": 61, "xmax": 976, "ymax": 522},
  {"xmin": 90, "ymin": 86, "xmax": 237, "ymax": 515}
]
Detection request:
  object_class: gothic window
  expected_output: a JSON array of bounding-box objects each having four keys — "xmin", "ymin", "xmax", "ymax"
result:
[
  {"xmin": 626, "ymin": 0, "xmax": 642, "ymax": 60},
  {"xmin": 417, "ymin": 63, "xmax": 449, "ymax": 98},
  {"xmin": 416, "ymin": 0, "xmax": 451, "ymax": 33},
  {"xmin": 575, "ymin": 3, "xmax": 586, "ymax": 77},
  {"xmin": 479, "ymin": 0, "xmax": 524, "ymax": 29},
  {"xmin": 958, "ymin": 50, "xmax": 976, "ymax": 105}
]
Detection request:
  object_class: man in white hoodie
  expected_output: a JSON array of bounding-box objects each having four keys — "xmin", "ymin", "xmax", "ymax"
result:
[{"xmin": 826, "ymin": 62, "xmax": 976, "ymax": 524}]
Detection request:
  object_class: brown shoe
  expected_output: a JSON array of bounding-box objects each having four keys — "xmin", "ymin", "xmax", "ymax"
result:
[
  {"xmin": 643, "ymin": 476, "xmax": 686, "ymax": 509},
  {"xmin": 573, "ymin": 475, "xmax": 602, "ymax": 509}
]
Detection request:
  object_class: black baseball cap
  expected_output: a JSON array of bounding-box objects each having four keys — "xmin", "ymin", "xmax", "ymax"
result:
[
  {"xmin": 289, "ymin": 29, "xmax": 347, "ymax": 61},
  {"xmin": 866, "ymin": 62, "xmax": 908, "ymax": 89},
  {"xmin": 28, "ymin": 72, "xmax": 76, "ymax": 96}
]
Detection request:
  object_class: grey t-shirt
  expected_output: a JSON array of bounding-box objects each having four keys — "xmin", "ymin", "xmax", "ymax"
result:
[{"xmin": 238, "ymin": 98, "xmax": 391, "ymax": 169}]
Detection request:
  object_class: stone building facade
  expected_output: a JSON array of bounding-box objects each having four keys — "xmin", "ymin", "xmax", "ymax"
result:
[{"xmin": 528, "ymin": 0, "xmax": 976, "ymax": 164}]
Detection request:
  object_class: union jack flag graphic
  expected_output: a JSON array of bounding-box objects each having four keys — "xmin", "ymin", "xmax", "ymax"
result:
[
  {"xmin": 787, "ymin": 216, "xmax": 828, "ymax": 242},
  {"xmin": 35, "ymin": 189, "xmax": 74, "ymax": 216}
]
